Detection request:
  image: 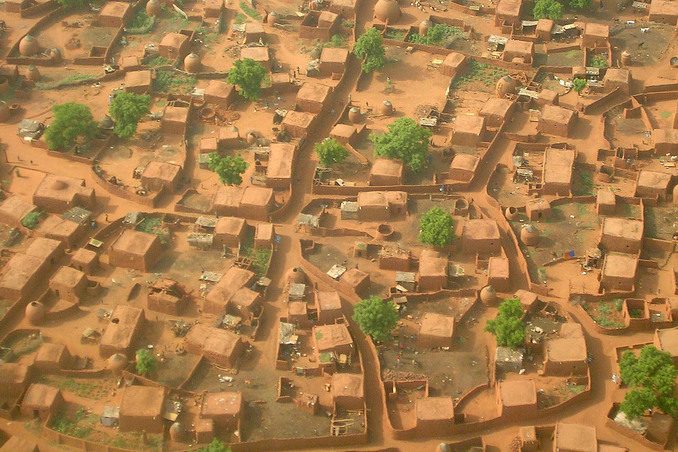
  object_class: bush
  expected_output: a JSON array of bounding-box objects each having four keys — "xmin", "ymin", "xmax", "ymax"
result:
[
  {"xmin": 353, "ymin": 296, "xmax": 398, "ymax": 342},
  {"xmin": 572, "ymin": 78, "xmax": 587, "ymax": 93},
  {"xmin": 407, "ymin": 24, "xmax": 465, "ymax": 46},
  {"xmin": 21, "ymin": 211, "xmax": 42, "ymax": 229},
  {"xmin": 533, "ymin": 0, "xmax": 563, "ymax": 19},
  {"xmin": 353, "ymin": 28, "xmax": 386, "ymax": 73},
  {"xmin": 135, "ymin": 349, "xmax": 157, "ymax": 376},
  {"xmin": 315, "ymin": 138, "xmax": 349, "ymax": 167},
  {"xmin": 484, "ymin": 298, "xmax": 526, "ymax": 348}
]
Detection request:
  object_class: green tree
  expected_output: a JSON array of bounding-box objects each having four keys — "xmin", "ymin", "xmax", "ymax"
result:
[
  {"xmin": 315, "ymin": 138, "xmax": 349, "ymax": 167},
  {"xmin": 109, "ymin": 92, "xmax": 152, "ymax": 139},
  {"xmin": 484, "ymin": 298, "xmax": 525, "ymax": 348},
  {"xmin": 567, "ymin": 0, "xmax": 591, "ymax": 9},
  {"xmin": 45, "ymin": 102, "xmax": 97, "ymax": 151},
  {"xmin": 227, "ymin": 58, "xmax": 268, "ymax": 101},
  {"xmin": 197, "ymin": 439, "xmax": 231, "ymax": 452},
  {"xmin": 353, "ymin": 296, "xmax": 398, "ymax": 342},
  {"xmin": 371, "ymin": 117, "xmax": 432, "ymax": 172},
  {"xmin": 55, "ymin": 0, "xmax": 90, "ymax": 8},
  {"xmin": 21, "ymin": 211, "xmax": 42, "ymax": 229},
  {"xmin": 135, "ymin": 349, "xmax": 157, "ymax": 376},
  {"xmin": 353, "ymin": 27, "xmax": 386, "ymax": 73},
  {"xmin": 208, "ymin": 153, "xmax": 249, "ymax": 185},
  {"xmin": 619, "ymin": 345, "xmax": 678, "ymax": 420},
  {"xmin": 572, "ymin": 78, "xmax": 587, "ymax": 93},
  {"xmin": 533, "ymin": 0, "xmax": 563, "ymax": 19},
  {"xmin": 419, "ymin": 207, "xmax": 454, "ymax": 247}
]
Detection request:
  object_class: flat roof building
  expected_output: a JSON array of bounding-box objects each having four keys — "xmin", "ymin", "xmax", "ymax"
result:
[
  {"xmin": 461, "ymin": 219, "xmax": 501, "ymax": 255},
  {"xmin": 204, "ymin": 80, "xmax": 236, "ymax": 107},
  {"xmin": 0, "ymin": 195, "xmax": 36, "ymax": 228},
  {"xmin": 119, "ymin": 385, "xmax": 166, "ymax": 433},
  {"xmin": 601, "ymin": 252, "xmax": 638, "ymax": 292},
  {"xmin": 99, "ymin": 305, "xmax": 145, "ymax": 358},
  {"xmin": 543, "ymin": 335, "xmax": 587, "ymax": 376},
  {"xmin": 266, "ymin": 143, "xmax": 297, "ymax": 188},
  {"xmin": 417, "ymin": 249, "xmax": 448, "ymax": 292},
  {"xmin": 370, "ymin": 158, "xmax": 404, "ymax": 186},
  {"xmin": 479, "ymin": 97, "xmax": 515, "ymax": 127},
  {"xmin": 538, "ymin": 105, "xmax": 577, "ymax": 137},
  {"xmin": 496, "ymin": 379, "xmax": 537, "ymax": 418},
  {"xmin": 332, "ymin": 373, "xmax": 364, "ymax": 410},
  {"xmin": 415, "ymin": 397, "xmax": 455, "ymax": 435},
  {"xmin": 141, "ymin": 161, "xmax": 182, "ymax": 193},
  {"xmin": 240, "ymin": 46, "xmax": 271, "ymax": 70},
  {"xmin": 296, "ymin": 83, "xmax": 333, "ymax": 114},
  {"xmin": 319, "ymin": 47, "xmax": 349, "ymax": 75},
  {"xmin": 282, "ymin": 110, "xmax": 316, "ymax": 138},
  {"xmin": 600, "ymin": 217, "xmax": 643, "ymax": 253},
  {"xmin": 124, "ymin": 70, "xmax": 152, "ymax": 94},
  {"xmin": 581, "ymin": 22, "xmax": 609, "ymax": 48},
  {"xmin": 503, "ymin": 39, "xmax": 534, "ymax": 64},
  {"xmin": 635, "ymin": 170, "xmax": 672, "ymax": 200},
  {"xmin": 109, "ymin": 230, "xmax": 163, "ymax": 272},
  {"xmin": 33, "ymin": 174, "xmax": 95, "ymax": 214},
  {"xmin": 553, "ymin": 422, "xmax": 597, "ymax": 452},
  {"xmin": 542, "ymin": 148, "xmax": 576, "ymax": 196},
  {"xmin": 200, "ymin": 391, "xmax": 243, "ymax": 429},
  {"xmin": 452, "ymin": 114, "xmax": 485, "ymax": 147},
  {"xmin": 185, "ymin": 324, "xmax": 245, "ymax": 367},
  {"xmin": 448, "ymin": 153, "xmax": 479, "ymax": 182},
  {"xmin": 20, "ymin": 384, "xmax": 63, "ymax": 421},
  {"xmin": 417, "ymin": 313, "xmax": 455, "ymax": 348}
]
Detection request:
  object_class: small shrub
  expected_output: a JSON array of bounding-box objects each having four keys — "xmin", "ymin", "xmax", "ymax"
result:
[{"xmin": 21, "ymin": 211, "xmax": 42, "ymax": 229}]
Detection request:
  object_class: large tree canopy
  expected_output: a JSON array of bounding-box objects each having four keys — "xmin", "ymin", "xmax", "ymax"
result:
[
  {"xmin": 208, "ymin": 153, "xmax": 249, "ymax": 186},
  {"xmin": 109, "ymin": 92, "xmax": 152, "ymax": 138},
  {"xmin": 353, "ymin": 27, "xmax": 386, "ymax": 73},
  {"xmin": 484, "ymin": 298, "xmax": 526, "ymax": 348},
  {"xmin": 315, "ymin": 138, "xmax": 349, "ymax": 167},
  {"xmin": 45, "ymin": 102, "xmax": 98, "ymax": 151},
  {"xmin": 419, "ymin": 207, "xmax": 454, "ymax": 247},
  {"xmin": 227, "ymin": 58, "xmax": 268, "ymax": 101},
  {"xmin": 353, "ymin": 296, "xmax": 398, "ymax": 342},
  {"xmin": 371, "ymin": 117, "xmax": 432, "ymax": 172},
  {"xmin": 619, "ymin": 345, "xmax": 678, "ymax": 420},
  {"xmin": 533, "ymin": 0, "xmax": 563, "ymax": 19}
]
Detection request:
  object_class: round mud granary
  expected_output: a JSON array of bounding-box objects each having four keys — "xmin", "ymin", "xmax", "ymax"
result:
[
  {"xmin": 285, "ymin": 267, "xmax": 306, "ymax": 285},
  {"xmin": 348, "ymin": 107, "xmax": 362, "ymax": 123},
  {"xmin": 671, "ymin": 57, "xmax": 678, "ymax": 68},
  {"xmin": 184, "ymin": 53, "xmax": 201, "ymax": 74},
  {"xmin": 146, "ymin": 0, "xmax": 162, "ymax": 17},
  {"xmin": 480, "ymin": 285, "xmax": 497, "ymax": 305},
  {"xmin": 49, "ymin": 48, "xmax": 62, "ymax": 63},
  {"xmin": 454, "ymin": 198, "xmax": 469, "ymax": 216},
  {"xmin": 419, "ymin": 19, "xmax": 433, "ymax": 36},
  {"xmin": 376, "ymin": 223, "xmax": 394, "ymax": 240},
  {"xmin": 19, "ymin": 35, "xmax": 40, "ymax": 57},
  {"xmin": 505, "ymin": 206, "xmax": 519, "ymax": 220},
  {"xmin": 26, "ymin": 65, "xmax": 41, "ymax": 82},
  {"xmin": 267, "ymin": 11, "xmax": 279, "ymax": 26},
  {"xmin": 25, "ymin": 301, "xmax": 45, "ymax": 325},
  {"xmin": 0, "ymin": 102, "xmax": 10, "ymax": 123},
  {"xmin": 436, "ymin": 443, "xmax": 451, "ymax": 452},
  {"xmin": 496, "ymin": 75, "xmax": 517, "ymax": 98},
  {"xmin": 374, "ymin": 0, "xmax": 401, "ymax": 23},
  {"xmin": 621, "ymin": 50, "xmax": 632, "ymax": 66},
  {"xmin": 520, "ymin": 224, "xmax": 540, "ymax": 246},
  {"xmin": 246, "ymin": 131, "xmax": 259, "ymax": 144},
  {"xmin": 380, "ymin": 100, "xmax": 394, "ymax": 116},
  {"xmin": 169, "ymin": 421, "xmax": 185, "ymax": 442},
  {"xmin": 107, "ymin": 353, "xmax": 128, "ymax": 375}
]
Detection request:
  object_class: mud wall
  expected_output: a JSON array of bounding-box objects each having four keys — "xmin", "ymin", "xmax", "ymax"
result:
[
  {"xmin": 20, "ymin": 0, "xmax": 57, "ymax": 17},
  {"xmin": 582, "ymin": 87, "xmax": 622, "ymax": 114},
  {"xmin": 6, "ymin": 7, "xmax": 69, "ymax": 66}
]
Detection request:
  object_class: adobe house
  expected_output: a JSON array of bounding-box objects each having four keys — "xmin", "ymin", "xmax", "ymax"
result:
[
  {"xmin": 240, "ymin": 46, "xmax": 271, "ymax": 70},
  {"xmin": 332, "ymin": 373, "xmax": 364, "ymax": 410},
  {"xmin": 634, "ymin": 170, "xmax": 672, "ymax": 199},
  {"xmin": 218, "ymin": 126, "xmax": 240, "ymax": 149},
  {"xmin": 204, "ymin": 80, "xmax": 236, "ymax": 107},
  {"xmin": 599, "ymin": 217, "xmax": 643, "ymax": 253},
  {"xmin": 536, "ymin": 88, "xmax": 559, "ymax": 106},
  {"xmin": 649, "ymin": 0, "xmax": 678, "ymax": 25},
  {"xmin": 415, "ymin": 397, "xmax": 455, "ymax": 436},
  {"xmin": 109, "ymin": 230, "xmax": 163, "ymax": 272},
  {"xmin": 119, "ymin": 385, "xmax": 166, "ymax": 433},
  {"xmin": 356, "ymin": 191, "xmax": 407, "ymax": 221},
  {"xmin": 296, "ymin": 83, "xmax": 333, "ymax": 114},
  {"xmin": 287, "ymin": 301, "xmax": 309, "ymax": 326},
  {"xmin": 204, "ymin": 266, "xmax": 256, "ymax": 314},
  {"xmin": 267, "ymin": 143, "xmax": 297, "ymax": 188},
  {"xmin": 26, "ymin": 237, "xmax": 64, "ymax": 270},
  {"xmin": 120, "ymin": 55, "xmax": 142, "ymax": 72},
  {"xmin": 502, "ymin": 39, "xmax": 534, "ymax": 64},
  {"xmin": 581, "ymin": 22, "xmax": 609, "ymax": 48},
  {"xmin": 525, "ymin": 198, "xmax": 551, "ymax": 221},
  {"xmin": 538, "ymin": 105, "xmax": 577, "ymax": 137},
  {"xmin": 33, "ymin": 343, "xmax": 71, "ymax": 372},
  {"xmin": 200, "ymin": 137, "xmax": 218, "ymax": 156},
  {"xmin": 319, "ymin": 47, "xmax": 349, "ymax": 75},
  {"xmin": 33, "ymin": 174, "xmax": 95, "ymax": 214},
  {"xmin": 339, "ymin": 267, "xmax": 371, "ymax": 296},
  {"xmin": 200, "ymin": 392, "xmax": 243, "ymax": 429},
  {"xmin": 282, "ymin": 110, "xmax": 316, "ymax": 138},
  {"xmin": 161, "ymin": 105, "xmax": 190, "ymax": 134},
  {"xmin": 554, "ymin": 422, "xmax": 597, "ymax": 452},
  {"xmin": 417, "ymin": 313, "xmax": 455, "ymax": 348},
  {"xmin": 542, "ymin": 327, "xmax": 587, "ymax": 376},
  {"xmin": 542, "ymin": 148, "xmax": 576, "ymax": 196},
  {"xmin": 417, "ymin": 250, "xmax": 448, "ymax": 292},
  {"xmin": 440, "ymin": 52, "xmax": 467, "ymax": 77},
  {"xmin": 147, "ymin": 278, "xmax": 187, "ymax": 316},
  {"xmin": 98, "ymin": 1, "xmax": 133, "ymax": 27},
  {"xmin": 49, "ymin": 266, "xmax": 87, "ymax": 303},
  {"xmin": 141, "ymin": 161, "xmax": 182, "ymax": 192},
  {"xmin": 316, "ymin": 290, "xmax": 342, "ymax": 325},
  {"xmin": 0, "ymin": 254, "xmax": 46, "ymax": 300},
  {"xmin": 300, "ymin": 10, "xmax": 340, "ymax": 40},
  {"xmin": 536, "ymin": 18, "xmax": 554, "ymax": 41},
  {"xmin": 494, "ymin": 0, "xmax": 522, "ymax": 26},
  {"xmin": 330, "ymin": 123, "xmax": 358, "ymax": 145},
  {"xmin": 212, "ymin": 185, "xmax": 243, "ymax": 217},
  {"xmin": 244, "ymin": 22, "xmax": 265, "ymax": 43},
  {"xmin": 600, "ymin": 252, "xmax": 638, "ymax": 292},
  {"xmin": 514, "ymin": 289, "xmax": 539, "ymax": 312},
  {"xmin": 452, "ymin": 114, "xmax": 486, "ymax": 147},
  {"xmin": 330, "ymin": 0, "xmax": 357, "ymax": 14},
  {"xmin": 159, "ymin": 32, "xmax": 190, "ymax": 60},
  {"xmin": 35, "ymin": 215, "xmax": 85, "ymax": 250},
  {"xmin": 99, "ymin": 305, "xmax": 145, "ymax": 358},
  {"xmin": 313, "ymin": 323, "xmax": 354, "ymax": 358},
  {"xmin": 185, "ymin": 324, "xmax": 245, "ymax": 367},
  {"xmin": 124, "ymin": 70, "xmax": 152, "ymax": 94},
  {"xmin": 0, "ymin": 436, "xmax": 38, "ymax": 452},
  {"xmin": 603, "ymin": 68, "xmax": 631, "ymax": 95},
  {"xmin": 70, "ymin": 248, "xmax": 99, "ymax": 274},
  {"xmin": 652, "ymin": 128, "xmax": 678, "ymax": 155},
  {"xmin": 214, "ymin": 216, "xmax": 246, "ymax": 248},
  {"xmin": 496, "ymin": 379, "xmax": 537, "ymax": 418},
  {"xmin": 370, "ymin": 158, "xmax": 404, "ymax": 186},
  {"xmin": 204, "ymin": 0, "xmax": 224, "ymax": 18},
  {"xmin": 596, "ymin": 189, "xmax": 616, "ymax": 215},
  {"xmin": 0, "ymin": 363, "xmax": 30, "ymax": 398},
  {"xmin": 0, "ymin": 195, "xmax": 36, "ymax": 228},
  {"xmin": 378, "ymin": 245, "xmax": 410, "ymax": 271},
  {"xmin": 488, "ymin": 256, "xmax": 510, "ymax": 291},
  {"xmin": 254, "ymin": 222, "xmax": 274, "ymax": 249},
  {"xmin": 479, "ymin": 97, "xmax": 515, "ymax": 127},
  {"xmin": 448, "ymin": 153, "xmax": 479, "ymax": 182},
  {"xmin": 461, "ymin": 219, "xmax": 501, "ymax": 255},
  {"xmin": 653, "ymin": 326, "xmax": 678, "ymax": 363},
  {"xmin": 229, "ymin": 285, "xmax": 262, "ymax": 317},
  {"xmin": 20, "ymin": 384, "xmax": 63, "ymax": 421},
  {"xmin": 239, "ymin": 186, "xmax": 274, "ymax": 221}
]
